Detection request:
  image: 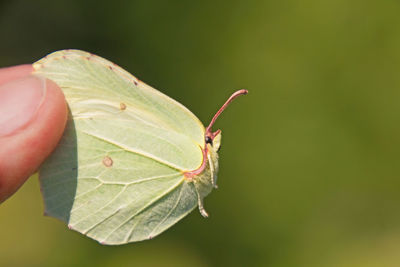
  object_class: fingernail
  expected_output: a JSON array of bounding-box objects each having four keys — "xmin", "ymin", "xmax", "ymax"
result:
[{"xmin": 0, "ymin": 75, "xmax": 46, "ymax": 137}]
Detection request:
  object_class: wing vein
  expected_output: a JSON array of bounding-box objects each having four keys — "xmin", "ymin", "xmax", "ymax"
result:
[
  {"xmin": 148, "ymin": 184, "xmax": 184, "ymax": 238},
  {"xmin": 79, "ymin": 130, "xmax": 185, "ymax": 172},
  {"xmin": 102, "ymin": 178, "xmax": 184, "ymax": 243}
]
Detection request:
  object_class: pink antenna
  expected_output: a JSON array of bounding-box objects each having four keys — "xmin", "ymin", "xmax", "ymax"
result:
[
  {"xmin": 185, "ymin": 89, "xmax": 248, "ymax": 178},
  {"xmin": 206, "ymin": 89, "xmax": 248, "ymax": 139}
]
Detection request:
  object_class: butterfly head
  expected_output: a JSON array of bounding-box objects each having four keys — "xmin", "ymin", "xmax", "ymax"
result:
[{"xmin": 205, "ymin": 129, "xmax": 222, "ymax": 152}]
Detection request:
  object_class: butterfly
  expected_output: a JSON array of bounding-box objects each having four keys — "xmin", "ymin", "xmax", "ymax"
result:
[{"xmin": 34, "ymin": 50, "xmax": 247, "ymax": 244}]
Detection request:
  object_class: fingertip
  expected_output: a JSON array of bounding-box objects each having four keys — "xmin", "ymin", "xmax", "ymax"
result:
[
  {"xmin": 0, "ymin": 65, "xmax": 33, "ymax": 85},
  {"xmin": 0, "ymin": 75, "xmax": 46, "ymax": 136},
  {"xmin": 37, "ymin": 78, "xmax": 68, "ymax": 154},
  {"xmin": 0, "ymin": 73, "xmax": 67, "ymax": 202}
]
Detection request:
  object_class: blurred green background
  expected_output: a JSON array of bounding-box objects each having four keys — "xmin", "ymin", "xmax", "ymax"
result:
[{"xmin": 2, "ymin": 0, "xmax": 400, "ymax": 266}]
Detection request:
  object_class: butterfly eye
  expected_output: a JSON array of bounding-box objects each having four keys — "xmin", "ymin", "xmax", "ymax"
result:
[{"xmin": 205, "ymin": 136, "xmax": 213, "ymax": 145}]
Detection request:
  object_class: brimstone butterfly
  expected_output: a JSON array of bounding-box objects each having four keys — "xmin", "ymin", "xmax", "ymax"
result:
[{"xmin": 33, "ymin": 50, "xmax": 247, "ymax": 245}]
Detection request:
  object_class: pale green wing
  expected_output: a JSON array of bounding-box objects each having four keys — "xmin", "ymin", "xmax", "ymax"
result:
[{"xmin": 33, "ymin": 50, "xmax": 206, "ymax": 244}]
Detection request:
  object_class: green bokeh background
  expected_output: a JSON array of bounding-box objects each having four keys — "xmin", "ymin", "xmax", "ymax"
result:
[{"xmin": 2, "ymin": 0, "xmax": 400, "ymax": 266}]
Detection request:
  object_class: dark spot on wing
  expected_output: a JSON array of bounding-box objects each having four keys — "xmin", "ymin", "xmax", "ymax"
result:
[
  {"xmin": 120, "ymin": 102, "xmax": 126, "ymax": 110},
  {"xmin": 102, "ymin": 156, "xmax": 113, "ymax": 167}
]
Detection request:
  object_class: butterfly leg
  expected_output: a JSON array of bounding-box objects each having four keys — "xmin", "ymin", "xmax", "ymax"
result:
[{"xmin": 198, "ymin": 196, "xmax": 209, "ymax": 218}]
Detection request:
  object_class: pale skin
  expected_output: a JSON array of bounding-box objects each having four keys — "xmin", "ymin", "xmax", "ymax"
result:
[{"xmin": 0, "ymin": 65, "xmax": 67, "ymax": 202}]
